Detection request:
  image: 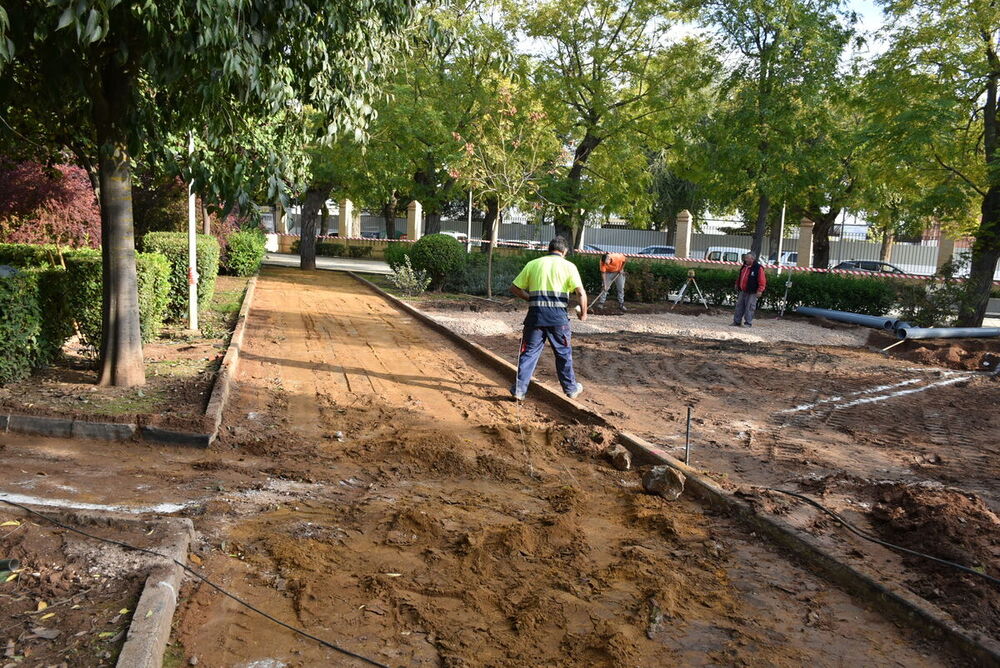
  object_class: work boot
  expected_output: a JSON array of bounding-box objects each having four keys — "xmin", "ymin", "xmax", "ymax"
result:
[
  {"xmin": 567, "ymin": 383, "xmax": 584, "ymax": 399},
  {"xmin": 619, "ymin": 304, "xmax": 627, "ymax": 312}
]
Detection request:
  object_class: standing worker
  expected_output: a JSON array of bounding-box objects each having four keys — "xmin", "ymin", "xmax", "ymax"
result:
[
  {"xmin": 732, "ymin": 252, "xmax": 766, "ymax": 327},
  {"xmin": 594, "ymin": 252, "xmax": 628, "ymax": 312},
  {"xmin": 510, "ymin": 237, "xmax": 588, "ymax": 401}
]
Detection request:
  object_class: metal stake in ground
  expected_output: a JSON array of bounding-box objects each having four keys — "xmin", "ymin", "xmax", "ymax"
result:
[
  {"xmin": 685, "ymin": 406, "xmax": 692, "ymax": 465},
  {"xmin": 672, "ymin": 270, "xmax": 709, "ymax": 310},
  {"xmin": 778, "ymin": 277, "xmax": 793, "ymax": 318}
]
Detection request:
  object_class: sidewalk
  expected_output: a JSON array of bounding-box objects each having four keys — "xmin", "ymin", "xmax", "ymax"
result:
[{"xmin": 263, "ymin": 251, "xmax": 391, "ymax": 275}]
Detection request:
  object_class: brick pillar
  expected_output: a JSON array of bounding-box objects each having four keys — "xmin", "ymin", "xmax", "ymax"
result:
[
  {"xmin": 936, "ymin": 235, "xmax": 956, "ymax": 271},
  {"xmin": 675, "ymin": 210, "xmax": 692, "ymax": 259},
  {"xmin": 797, "ymin": 219, "xmax": 814, "ymax": 268},
  {"xmin": 407, "ymin": 200, "xmax": 423, "ymax": 240},
  {"xmin": 338, "ymin": 199, "xmax": 353, "ymax": 238}
]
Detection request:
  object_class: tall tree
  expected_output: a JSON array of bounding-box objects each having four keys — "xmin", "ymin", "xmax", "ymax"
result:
[
  {"xmin": 0, "ymin": 1, "xmax": 413, "ymax": 385},
  {"xmin": 524, "ymin": 0, "xmax": 713, "ymax": 248},
  {"xmin": 686, "ymin": 0, "xmax": 855, "ymax": 257},
  {"xmin": 869, "ymin": 0, "xmax": 1000, "ymax": 324}
]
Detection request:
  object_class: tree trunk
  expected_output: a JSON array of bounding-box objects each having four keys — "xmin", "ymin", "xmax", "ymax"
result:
[
  {"xmin": 751, "ymin": 192, "xmax": 770, "ymax": 258},
  {"xmin": 480, "ymin": 196, "xmax": 499, "ymax": 254},
  {"xmin": 95, "ymin": 141, "xmax": 145, "ymax": 387},
  {"xmin": 382, "ymin": 196, "xmax": 397, "ymax": 240},
  {"xmin": 810, "ymin": 208, "xmax": 841, "ymax": 269},
  {"xmin": 487, "ymin": 208, "xmax": 501, "ymax": 298},
  {"xmin": 275, "ymin": 199, "xmax": 287, "ymax": 234},
  {"xmin": 879, "ymin": 229, "xmax": 895, "ymax": 263},
  {"xmin": 320, "ymin": 204, "xmax": 330, "ymax": 236},
  {"xmin": 767, "ymin": 209, "xmax": 782, "ymax": 261},
  {"xmin": 299, "ymin": 187, "xmax": 326, "ymax": 271},
  {"xmin": 425, "ymin": 211, "xmax": 442, "ymax": 235},
  {"xmin": 554, "ymin": 131, "xmax": 602, "ymax": 251},
  {"xmin": 201, "ymin": 203, "xmax": 211, "ymax": 235},
  {"xmin": 957, "ymin": 185, "xmax": 1000, "ymax": 326}
]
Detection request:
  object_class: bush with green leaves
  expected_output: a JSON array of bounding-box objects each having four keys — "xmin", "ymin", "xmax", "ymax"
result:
[
  {"xmin": 0, "ymin": 243, "xmax": 66, "ymax": 268},
  {"xmin": 142, "ymin": 232, "xmax": 220, "ymax": 320},
  {"xmin": 0, "ymin": 271, "xmax": 46, "ymax": 383},
  {"xmin": 389, "ymin": 255, "xmax": 431, "ymax": 296},
  {"xmin": 443, "ymin": 250, "xmax": 544, "ymax": 296},
  {"xmin": 348, "ymin": 244, "xmax": 373, "ymax": 258},
  {"xmin": 384, "ymin": 241, "xmax": 411, "ymax": 270},
  {"xmin": 63, "ymin": 251, "xmax": 171, "ymax": 351},
  {"xmin": 409, "ymin": 234, "xmax": 466, "ymax": 290},
  {"xmin": 224, "ymin": 229, "xmax": 266, "ymax": 276},
  {"xmin": 316, "ymin": 241, "xmax": 345, "ymax": 256}
]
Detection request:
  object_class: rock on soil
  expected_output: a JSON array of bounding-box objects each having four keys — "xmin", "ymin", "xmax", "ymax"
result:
[
  {"xmin": 642, "ymin": 465, "xmax": 686, "ymax": 500},
  {"xmin": 605, "ymin": 443, "xmax": 632, "ymax": 471}
]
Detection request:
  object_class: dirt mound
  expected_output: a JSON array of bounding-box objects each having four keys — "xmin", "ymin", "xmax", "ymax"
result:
[
  {"xmin": 870, "ymin": 483, "xmax": 1000, "ymax": 636},
  {"xmin": 868, "ymin": 331, "xmax": 1000, "ymax": 371}
]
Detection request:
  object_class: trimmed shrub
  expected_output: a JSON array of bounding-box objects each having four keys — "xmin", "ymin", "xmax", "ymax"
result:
[
  {"xmin": 0, "ymin": 243, "xmax": 65, "ymax": 268},
  {"xmin": 317, "ymin": 241, "xmax": 345, "ymax": 257},
  {"xmin": 224, "ymin": 229, "xmax": 266, "ymax": 276},
  {"xmin": 63, "ymin": 251, "xmax": 171, "ymax": 351},
  {"xmin": 384, "ymin": 241, "xmax": 411, "ymax": 270},
  {"xmin": 0, "ymin": 272, "xmax": 46, "ymax": 383},
  {"xmin": 348, "ymin": 244, "xmax": 373, "ymax": 258},
  {"xmin": 142, "ymin": 232, "xmax": 220, "ymax": 320},
  {"xmin": 409, "ymin": 234, "xmax": 466, "ymax": 290}
]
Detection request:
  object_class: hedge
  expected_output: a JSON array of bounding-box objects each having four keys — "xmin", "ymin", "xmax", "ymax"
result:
[
  {"xmin": 224, "ymin": 229, "xmax": 266, "ymax": 276},
  {"xmin": 142, "ymin": 232, "xmax": 220, "ymax": 320},
  {"xmin": 0, "ymin": 243, "xmax": 68, "ymax": 268},
  {"xmin": 289, "ymin": 239, "xmax": 374, "ymax": 259},
  {"xmin": 0, "ymin": 272, "xmax": 47, "ymax": 383},
  {"xmin": 63, "ymin": 251, "xmax": 172, "ymax": 350}
]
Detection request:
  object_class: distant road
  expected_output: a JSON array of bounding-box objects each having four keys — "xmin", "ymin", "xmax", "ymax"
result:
[{"xmin": 263, "ymin": 252, "xmax": 391, "ymax": 275}]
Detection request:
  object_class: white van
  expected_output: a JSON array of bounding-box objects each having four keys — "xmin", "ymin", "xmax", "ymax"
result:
[{"xmin": 703, "ymin": 247, "xmax": 749, "ymax": 263}]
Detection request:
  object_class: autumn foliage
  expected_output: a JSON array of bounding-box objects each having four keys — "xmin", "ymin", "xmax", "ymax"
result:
[{"xmin": 0, "ymin": 161, "xmax": 101, "ymax": 248}]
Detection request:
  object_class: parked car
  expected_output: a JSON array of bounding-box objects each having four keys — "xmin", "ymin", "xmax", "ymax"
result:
[
  {"xmin": 767, "ymin": 251, "xmax": 798, "ymax": 265},
  {"xmin": 832, "ymin": 260, "xmax": 908, "ymax": 275},
  {"xmin": 582, "ymin": 244, "xmax": 605, "ymax": 253},
  {"xmin": 439, "ymin": 231, "xmax": 469, "ymax": 243},
  {"xmin": 636, "ymin": 245, "xmax": 676, "ymax": 256},
  {"xmin": 703, "ymin": 246, "xmax": 749, "ymax": 263}
]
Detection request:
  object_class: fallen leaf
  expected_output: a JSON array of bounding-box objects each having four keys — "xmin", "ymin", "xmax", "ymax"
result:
[
  {"xmin": 5, "ymin": 572, "xmax": 18, "ymax": 582},
  {"xmin": 118, "ymin": 608, "xmax": 129, "ymax": 615},
  {"xmin": 188, "ymin": 554, "xmax": 202, "ymax": 565},
  {"xmin": 39, "ymin": 613, "xmax": 55, "ymax": 621},
  {"xmin": 30, "ymin": 627, "xmax": 61, "ymax": 640},
  {"xmin": 70, "ymin": 605, "xmax": 80, "ymax": 610},
  {"xmin": 36, "ymin": 601, "xmax": 48, "ymax": 612},
  {"xmin": 145, "ymin": 610, "xmax": 153, "ymax": 619},
  {"xmin": 0, "ymin": 520, "xmax": 20, "ymax": 527},
  {"xmin": 97, "ymin": 631, "xmax": 115, "ymax": 639}
]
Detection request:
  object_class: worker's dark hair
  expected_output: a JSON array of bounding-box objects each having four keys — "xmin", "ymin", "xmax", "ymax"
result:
[
  {"xmin": 602, "ymin": 253, "xmax": 610, "ymax": 263},
  {"xmin": 548, "ymin": 236, "xmax": 569, "ymax": 253}
]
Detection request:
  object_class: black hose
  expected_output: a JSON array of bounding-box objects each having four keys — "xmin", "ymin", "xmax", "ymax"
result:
[
  {"xmin": 763, "ymin": 487, "xmax": 1000, "ymax": 586},
  {"xmin": 0, "ymin": 498, "xmax": 390, "ymax": 668}
]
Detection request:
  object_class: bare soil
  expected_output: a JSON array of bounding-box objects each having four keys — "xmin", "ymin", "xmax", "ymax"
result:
[
  {"xmin": 0, "ymin": 508, "xmax": 163, "ymax": 667},
  {"xmin": 0, "ymin": 276, "xmax": 249, "ymax": 433},
  {"xmin": 0, "ymin": 269, "xmax": 966, "ymax": 666},
  {"xmin": 445, "ymin": 306, "xmax": 1000, "ymax": 642}
]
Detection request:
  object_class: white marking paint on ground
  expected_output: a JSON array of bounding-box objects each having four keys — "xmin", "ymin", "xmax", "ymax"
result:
[
  {"xmin": 0, "ymin": 492, "xmax": 192, "ymax": 514},
  {"xmin": 779, "ymin": 378, "xmax": 923, "ymax": 413},
  {"xmin": 832, "ymin": 375, "xmax": 972, "ymax": 410}
]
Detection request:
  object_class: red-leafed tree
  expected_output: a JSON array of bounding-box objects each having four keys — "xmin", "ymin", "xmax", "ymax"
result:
[{"xmin": 0, "ymin": 160, "xmax": 101, "ymax": 248}]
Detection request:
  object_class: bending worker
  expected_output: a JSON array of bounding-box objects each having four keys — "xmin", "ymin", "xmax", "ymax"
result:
[
  {"xmin": 732, "ymin": 252, "xmax": 766, "ymax": 327},
  {"xmin": 594, "ymin": 252, "xmax": 628, "ymax": 312},
  {"xmin": 510, "ymin": 237, "xmax": 587, "ymax": 401}
]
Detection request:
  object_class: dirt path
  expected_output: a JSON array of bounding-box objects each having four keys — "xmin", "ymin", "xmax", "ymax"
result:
[
  {"xmin": 168, "ymin": 268, "xmax": 950, "ymax": 667},
  {"xmin": 0, "ymin": 268, "xmax": 958, "ymax": 666}
]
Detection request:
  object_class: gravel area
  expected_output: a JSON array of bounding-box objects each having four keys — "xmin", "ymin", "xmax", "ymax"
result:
[{"xmin": 425, "ymin": 309, "xmax": 870, "ymax": 347}]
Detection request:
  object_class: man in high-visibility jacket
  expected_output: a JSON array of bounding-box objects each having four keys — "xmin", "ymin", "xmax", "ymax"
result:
[
  {"xmin": 594, "ymin": 252, "xmax": 627, "ymax": 312},
  {"xmin": 509, "ymin": 237, "xmax": 587, "ymax": 401}
]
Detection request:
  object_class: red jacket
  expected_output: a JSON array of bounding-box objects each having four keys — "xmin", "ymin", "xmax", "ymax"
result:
[{"xmin": 736, "ymin": 263, "xmax": 766, "ymax": 293}]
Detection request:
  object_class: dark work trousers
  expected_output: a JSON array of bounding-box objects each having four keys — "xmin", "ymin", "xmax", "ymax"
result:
[
  {"xmin": 733, "ymin": 291, "xmax": 760, "ymax": 325},
  {"xmin": 513, "ymin": 325, "xmax": 578, "ymax": 397}
]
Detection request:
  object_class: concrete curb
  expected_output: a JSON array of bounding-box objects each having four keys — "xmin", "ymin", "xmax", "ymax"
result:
[
  {"xmin": 0, "ymin": 504, "xmax": 194, "ymax": 668},
  {"xmin": 204, "ymin": 276, "xmax": 257, "ymax": 446},
  {"xmin": 1, "ymin": 277, "xmax": 257, "ymax": 449},
  {"xmin": 117, "ymin": 517, "xmax": 195, "ymax": 668},
  {"xmin": 349, "ymin": 271, "xmax": 1000, "ymax": 668}
]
